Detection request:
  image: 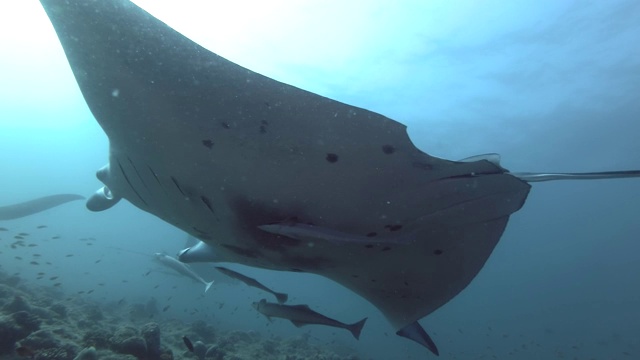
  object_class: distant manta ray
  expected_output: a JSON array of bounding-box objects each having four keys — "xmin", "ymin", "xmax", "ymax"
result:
[
  {"xmin": 0, "ymin": 194, "xmax": 84, "ymax": 221},
  {"xmin": 38, "ymin": 0, "xmax": 640, "ymax": 356}
]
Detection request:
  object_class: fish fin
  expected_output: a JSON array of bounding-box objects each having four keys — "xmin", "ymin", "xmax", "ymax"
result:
[
  {"xmin": 204, "ymin": 281, "xmax": 214, "ymax": 293},
  {"xmin": 348, "ymin": 317, "xmax": 368, "ymax": 340},
  {"xmin": 274, "ymin": 292, "xmax": 288, "ymax": 304},
  {"xmin": 396, "ymin": 321, "xmax": 439, "ymax": 356},
  {"xmin": 290, "ymin": 320, "xmax": 308, "ymax": 328}
]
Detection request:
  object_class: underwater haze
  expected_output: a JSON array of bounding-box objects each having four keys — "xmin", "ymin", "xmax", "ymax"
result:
[{"xmin": 1, "ymin": 1, "xmax": 640, "ymax": 359}]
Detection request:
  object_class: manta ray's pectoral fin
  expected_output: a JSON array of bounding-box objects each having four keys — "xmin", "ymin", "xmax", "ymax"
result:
[
  {"xmin": 511, "ymin": 170, "xmax": 640, "ymax": 182},
  {"xmin": 396, "ymin": 321, "xmax": 440, "ymax": 356},
  {"xmin": 177, "ymin": 240, "xmax": 220, "ymax": 263},
  {"xmin": 86, "ymin": 185, "xmax": 121, "ymax": 212}
]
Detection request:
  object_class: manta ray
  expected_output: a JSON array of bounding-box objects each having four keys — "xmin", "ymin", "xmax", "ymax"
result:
[
  {"xmin": 38, "ymin": 0, "xmax": 640, "ymax": 355},
  {"xmin": 0, "ymin": 194, "xmax": 84, "ymax": 221}
]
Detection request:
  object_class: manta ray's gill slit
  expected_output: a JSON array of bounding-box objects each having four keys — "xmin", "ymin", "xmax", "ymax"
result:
[
  {"xmin": 146, "ymin": 166, "xmax": 167, "ymax": 193},
  {"xmin": 127, "ymin": 157, "xmax": 150, "ymax": 191},
  {"xmin": 116, "ymin": 159, "xmax": 148, "ymax": 206},
  {"xmin": 200, "ymin": 196, "xmax": 215, "ymax": 214},
  {"xmin": 170, "ymin": 176, "xmax": 187, "ymax": 197}
]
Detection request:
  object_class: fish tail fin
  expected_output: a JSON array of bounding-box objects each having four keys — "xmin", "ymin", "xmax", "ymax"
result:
[
  {"xmin": 274, "ymin": 292, "xmax": 288, "ymax": 304},
  {"xmin": 348, "ymin": 317, "xmax": 368, "ymax": 340},
  {"xmin": 204, "ymin": 281, "xmax": 214, "ymax": 293}
]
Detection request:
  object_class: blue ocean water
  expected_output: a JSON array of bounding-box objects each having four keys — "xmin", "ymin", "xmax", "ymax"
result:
[{"xmin": 1, "ymin": 1, "xmax": 639, "ymax": 359}]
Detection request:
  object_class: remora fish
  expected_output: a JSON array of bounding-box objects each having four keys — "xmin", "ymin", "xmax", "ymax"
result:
[
  {"xmin": 154, "ymin": 253, "xmax": 213, "ymax": 293},
  {"xmin": 215, "ymin": 266, "xmax": 288, "ymax": 304},
  {"xmin": 252, "ymin": 299, "xmax": 367, "ymax": 340}
]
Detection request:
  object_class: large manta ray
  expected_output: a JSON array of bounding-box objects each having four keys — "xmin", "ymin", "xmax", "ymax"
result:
[{"xmin": 38, "ymin": 0, "xmax": 640, "ymax": 355}]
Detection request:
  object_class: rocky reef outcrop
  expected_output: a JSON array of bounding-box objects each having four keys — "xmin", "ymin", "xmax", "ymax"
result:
[{"xmin": 0, "ymin": 268, "xmax": 359, "ymax": 360}]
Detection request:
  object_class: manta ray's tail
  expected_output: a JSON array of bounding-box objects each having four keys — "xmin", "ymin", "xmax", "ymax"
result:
[
  {"xmin": 511, "ymin": 170, "xmax": 640, "ymax": 182},
  {"xmin": 204, "ymin": 281, "xmax": 214, "ymax": 293},
  {"xmin": 348, "ymin": 317, "xmax": 368, "ymax": 340}
]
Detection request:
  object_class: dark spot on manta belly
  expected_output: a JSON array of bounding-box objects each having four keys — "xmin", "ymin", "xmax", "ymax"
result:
[
  {"xmin": 365, "ymin": 244, "xmax": 374, "ymax": 249},
  {"xmin": 381, "ymin": 247, "xmax": 391, "ymax": 251},
  {"xmin": 433, "ymin": 249, "xmax": 443, "ymax": 255},
  {"xmin": 382, "ymin": 144, "xmax": 395, "ymax": 154},
  {"xmin": 326, "ymin": 153, "xmax": 339, "ymax": 163},
  {"xmin": 366, "ymin": 232, "xmax": 377, "ymax": 237},
  {"xmin": 385, "ymin": 224, "xmax": 402, "ymax": 231},
  {"xmin": 221, "ymin": 122, "xmax": 230, "ymax": 129},
  {"xmin": 202, "ymin": 139, "xmax": 214, "ymax": 149},
  {"xmin": 259, "ymin": 120, "xmax": 268, "ymax": 134},
  {"xmin": 412, "ymin": 162, "xmax": 434, "ymax": 171}
]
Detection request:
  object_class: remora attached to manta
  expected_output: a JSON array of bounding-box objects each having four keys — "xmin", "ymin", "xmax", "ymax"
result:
[{"xmin": 37, "ymin": 0, "xmax": 640, "ymax": 356}]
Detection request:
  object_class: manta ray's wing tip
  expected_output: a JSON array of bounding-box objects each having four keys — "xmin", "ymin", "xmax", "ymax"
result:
[{"xmin": 396, "ymin": 321, "xmax": 440, "ymax": 356}]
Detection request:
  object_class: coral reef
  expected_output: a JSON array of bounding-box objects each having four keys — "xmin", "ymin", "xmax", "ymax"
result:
[{"xmin": 0, "ymin": 268, "xmax": 359, "ymax": 360}]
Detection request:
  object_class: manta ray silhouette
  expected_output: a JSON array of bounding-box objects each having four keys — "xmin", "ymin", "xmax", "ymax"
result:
[
  {"xmin": 0, "ymin": 194, "xmax": 84, "ymax": 221},
  {"xmin": 38, "ymin": 0, "xmax": 640, "ymax": 355}
]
